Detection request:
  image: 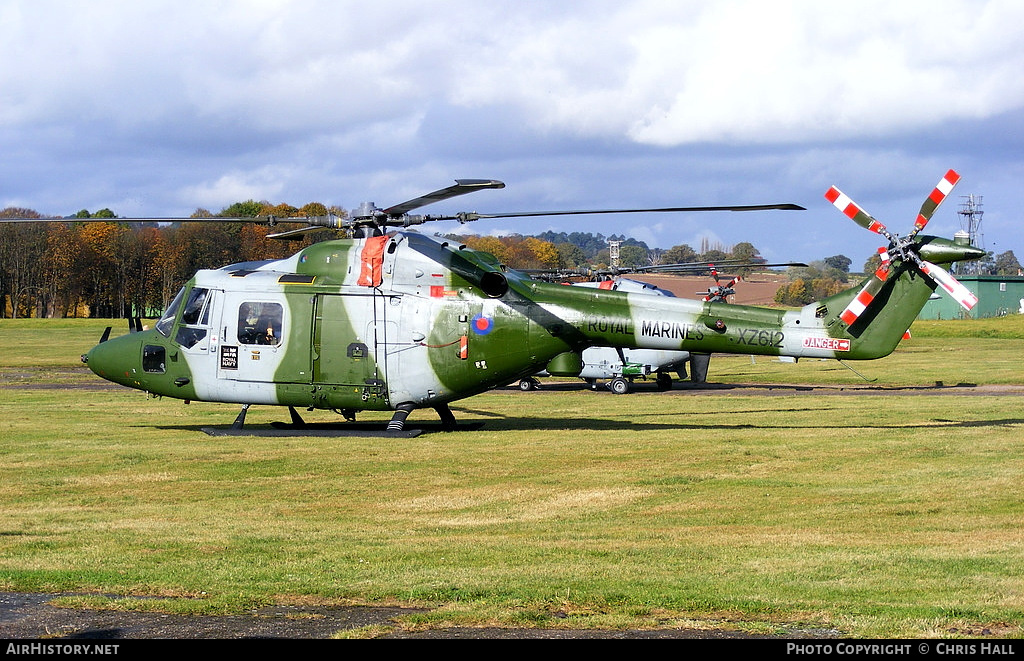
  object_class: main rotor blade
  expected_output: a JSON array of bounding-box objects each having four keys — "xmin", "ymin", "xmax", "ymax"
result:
[
  {"xmin": 0, "ymin": 215, "xmax": 295, "ymax": 225},
  {"xmin": 519, "ymin": 260, "xmax": 806, "ymax": 280},
  {"xmin": 461, "ymin": 203, "xmax": 804, "ymax": 221},
  {"xmin": 382, "ymin": 179, "xmax": 506, "ymax": 217},
  {"xmin": 642, "ymin": 261, "xmax": 807, "ymax": 274},
  {"xmin": 265, "ymin": 225, "xmax": 325, "ymax": 239},
  {"xmin": 910, "ymin": 169, "xmax": 960, "ymax": 237},
  {"xmin": 0, "ymin": 179, "xmax": 509, "ymax": 228}
]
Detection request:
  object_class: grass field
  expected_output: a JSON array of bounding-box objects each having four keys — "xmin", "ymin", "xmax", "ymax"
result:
[{"xmin": 1, "ymin": 316, "xmax": 1022, "ymax": 638}]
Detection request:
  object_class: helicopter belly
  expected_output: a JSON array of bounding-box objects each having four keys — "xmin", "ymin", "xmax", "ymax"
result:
[{"xmin": 192, "ymin": 373, "xmax": 283, "ymax": 406}]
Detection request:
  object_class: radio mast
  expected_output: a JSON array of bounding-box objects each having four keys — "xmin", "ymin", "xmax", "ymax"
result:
[
  {"xmin": 956, "ymin": 194, "xmax": 985, "ymax": 274},
  {"xmin": 608, "ymin": 239, "xmax": 621, "ymax": 268}
]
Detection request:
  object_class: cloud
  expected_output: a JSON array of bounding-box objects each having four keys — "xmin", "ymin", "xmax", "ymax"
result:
[
  {"xmin": 445, "ymin": 1, "xmax": 1024, "ymax": 147},
  {"xmin": 3, "ymin": 1, "xmax": 1023, "ymax": 261},
  {"xmin": 178, "ymin": 169, "xmax": 289, "ymax": 210},
  {"xmin": 10, "ymin": 1, "xmax": 1018, "ymax": 146}
]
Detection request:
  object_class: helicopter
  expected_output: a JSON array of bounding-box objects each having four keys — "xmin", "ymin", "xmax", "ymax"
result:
[
  {"xmin": 1, "ymin": 171, "xmax": 982, "ymax": 435},
  {"xmin": 516, "ymin": 276, "xmax": 695, "ymax": 394},
  {"xmin": 517, "ymin": 260, "xmax": 807, "ymax": 393}
]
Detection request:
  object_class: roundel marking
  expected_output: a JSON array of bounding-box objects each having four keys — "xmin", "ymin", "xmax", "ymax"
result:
[{"xmin": 471, "ymin": 314, "xmax": 494, "ymax": 335}]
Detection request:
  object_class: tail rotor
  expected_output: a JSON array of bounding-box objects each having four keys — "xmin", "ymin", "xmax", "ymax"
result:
[
  {"xmin": 701, "ymin": 265, "xmax": 742, "ymax": 303},
  {"xmin": 825, "ymin": 169, "xmax": 979, "ymax": 325}
]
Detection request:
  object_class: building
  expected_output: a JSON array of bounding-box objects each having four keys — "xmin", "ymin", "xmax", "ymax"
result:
[{"xmin": 919, "ymin": 275, "xmax": 1024, "ymax": 320}]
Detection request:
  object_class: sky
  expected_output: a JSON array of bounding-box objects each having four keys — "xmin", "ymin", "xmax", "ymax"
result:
[{"xmin": 2, "ymin": 0, "xmax": 1022, "ymax": 267}]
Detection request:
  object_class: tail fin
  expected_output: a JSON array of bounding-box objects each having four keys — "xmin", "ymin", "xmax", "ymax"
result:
[
  {"xmin": 817, "ymin": 259, "xmax": 935, "ymax": 359},
  {"xmin": 819, "ymin": 171, "xmax": 986, "ymax": 358}
]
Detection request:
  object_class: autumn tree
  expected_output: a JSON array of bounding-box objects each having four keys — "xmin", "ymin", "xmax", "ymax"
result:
[
  {"xmin": 729, "ymin": 242, "xmax": 760, "ymax": 262},
  {"xmin": 150, "ymin": 226, "xmax": 186, "ymax": 309},
  {"xmin": 460, "ymin": 236, "xmax": 512, "ymax": 264},
  {"xmin": 993, "ymin": 250, "xmax": 1021, "ymax": 275},
  {"xmin": 662, "ymin": 243, "xmax": 698, "ymax": 265},
  {"xmin": 454, "ymin": 235, "xmax": 561, "ymax": 269},
  {"xmin": 42, "ymin": 222, "xmax": 82, "ymax": 316},
  {"xmin": 0, "ymin": 208, "xmax": 47, "ymax": 317},
  {"xmin": 617, "ymin": 244, "xmax": 648, "ymax": 268},
  {"xmin": 775, "ymin": 262, "xmax": 848, "ymax": 306},
  {"xmin": 775, "ymin": 279, "xmax": 809, "ymax": 306},
  {"xmin": 173, "ymin": 222, "xmax": 240, "ymax": 280},
  {"xmin": 517, "ymin": 237, "xmax": 561, "ymax": 269},
  {"xmin": 77, "ymin": 221, "xmax": 127, "ymax": 317},
  {"xmin": 863, "ymin": 252, "xmax": 882, "ymax": 276}
]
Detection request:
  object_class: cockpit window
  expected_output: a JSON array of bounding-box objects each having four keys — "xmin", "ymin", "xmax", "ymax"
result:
[
  {"xmin": 155, "ymin": 287, "xmax": 185, "ymax": 337},
  {"xmin": 174, "ymin": 287, "xmax": 212, "ymax": 349},
  {"xmin": 238, "ymin": 302, "xmax": 284, "ymax": 345},
  {"xmin": 181, "ymin": 288, "xmax": 210, "ymax": 325}
]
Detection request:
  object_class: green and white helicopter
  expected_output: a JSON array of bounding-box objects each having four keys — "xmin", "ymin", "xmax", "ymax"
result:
[
  {"xmin": 519, "ymin": 260, "xmax": 808, "ymax": 394},
  {"xmin": 3, "ymin": 170, "xmax": 983, "ymax": 435}
]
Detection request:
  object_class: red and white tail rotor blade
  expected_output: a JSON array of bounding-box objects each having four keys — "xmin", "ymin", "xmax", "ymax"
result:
[
  {"xmin": 839, "ymin": 249, "xmax": 892, "ymax": 325},
  {"xmin": 701, "ymin": 288, "xmax": 721, "ymax": 302},
  {"xmin": 916, "ymin": 258, "xmax": 979, "ymax": 311},
  {"xmin": 826, "ymin": 169, "xmax": 975, "ymax": 322},
  {"xmin": 911, "ymin": 169, "xmax": 960, "ymax": 237},
  {"xmin": 702, "ymin": 274, "xmax": 741, "ymax": 302},
  {"xmin": 825, "ymin": 186, "xmax": 893, "ymax": 240}
]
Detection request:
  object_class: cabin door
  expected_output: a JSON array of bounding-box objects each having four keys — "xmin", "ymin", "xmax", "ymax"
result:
[{"xmin": 217, "ymin": 293, "xmax": 288, "ymax": 383}]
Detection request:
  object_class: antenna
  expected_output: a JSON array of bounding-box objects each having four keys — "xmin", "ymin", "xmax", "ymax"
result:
[
  {"xmin": 956, "ymin": 194, "xmax": 985, "ymax": 274},
  {"xmin": 608, "ymin": 239, "xmax": 622, "ymax": 268}
]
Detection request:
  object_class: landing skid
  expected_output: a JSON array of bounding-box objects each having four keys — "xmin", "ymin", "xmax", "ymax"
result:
[
  {"xmin": 200, "ymin": 404, "xmax": 482, "ymax": 437},
  {"xmin": 202, "ymin": 425, "xmax": 426, "ymax": 438}
]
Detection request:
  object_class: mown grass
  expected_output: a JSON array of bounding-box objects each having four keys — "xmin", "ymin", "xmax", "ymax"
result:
[
  {"xmin": 0, "ymin": 316, "xmax": 1022, "ymax": 638},
  {"xmin": 710, "ymin": 314, "xmax": 1024, "ymax": 387},
  {"xmin": 911, "ymin": 314, "xmax": 1024, "ymax": 339}
]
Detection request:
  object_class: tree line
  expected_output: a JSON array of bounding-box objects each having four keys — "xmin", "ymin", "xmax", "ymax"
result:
[
  {"xmin": 2, "ymin": 203, "xmax": 764, "ymax": 318},
  {"xmin": 773, "ymin": 250, "xmax": 1022, "ymax": 306},
  {"xmin": 4, "ymin": 200, "xmax": 1018, "ymax": 317},
  {"xmin": 0, "ymin": 202, "xmax": 340, "ymax": 319}
]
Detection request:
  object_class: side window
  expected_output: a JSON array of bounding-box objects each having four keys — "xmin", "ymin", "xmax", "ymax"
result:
[
  {"xmin": 175, "ymin": 325, "xmax": 208, "ymax": 349},
  {"xmin": 143, "ymin": 345, "xmax": 166, "ymax": 373},
  {"xmin": 238, "ymin": 302, "xmax": 284, "ymax": 346}
]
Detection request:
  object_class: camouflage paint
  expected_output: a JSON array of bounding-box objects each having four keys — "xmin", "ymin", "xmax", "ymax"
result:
[{"xmin": 83, "ymin": 230, "xmax": 973, "ymax": 416}]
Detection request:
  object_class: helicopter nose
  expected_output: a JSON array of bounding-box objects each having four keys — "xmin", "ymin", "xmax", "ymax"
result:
[{"xmin": 83, "ymin": 332, "xmax": 142, "ymax": 387}]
